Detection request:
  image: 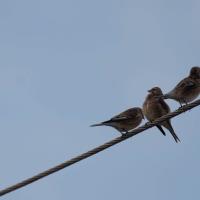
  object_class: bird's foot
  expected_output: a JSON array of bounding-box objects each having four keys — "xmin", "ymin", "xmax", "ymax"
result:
[
  {"xmin": 178, "ymin": 101, "xmax": 183, "ymax": 109},
  {"xmin": 145, "ymin": 122, "xmax": 151, "ymax": 126},
  {"xmin": 120, "ymin": 131, "xmax": 129, "ymax": 137}
]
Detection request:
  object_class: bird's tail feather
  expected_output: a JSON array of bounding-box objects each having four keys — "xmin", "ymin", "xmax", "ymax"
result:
[
  {"xmin": 90, "ymin": 123, "xmax": 104, "ymax": 127},
  {"xmin": 156, "ymin": 125, "xmax": 166, "ymax": 136},
  {"xmin": 166, "ymin": 121, "xmax": 181, "ymax": 143},
  {"xmin": 162, "ymin": 93, "xmax": 171, "ymax": 99},
  {"xmin": 90, "ymin": 118, "xmax": 115, "ymax": 127}
]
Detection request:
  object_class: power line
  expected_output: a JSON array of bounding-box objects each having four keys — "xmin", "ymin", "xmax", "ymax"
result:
[{"xmin": 0, "ymin": 99, "xmax": 200, "ymax": 197}]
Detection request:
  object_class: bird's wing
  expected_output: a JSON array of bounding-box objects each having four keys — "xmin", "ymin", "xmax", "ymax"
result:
[
  {"xmin": 110, "ymin": 108, "xmax": 137, "ymax": 121},
  {"xmin": 158, "ymin": 98, "xmax": 170, "ymax": 113},
  {"xmin": 175, "ymin": 78, "xmax": 196, "ymax": 89}
]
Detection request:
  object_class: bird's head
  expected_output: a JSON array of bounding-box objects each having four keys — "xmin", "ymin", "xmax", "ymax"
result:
[
  {"xmin": 148, "ymin": 87, "xmax": 163, "ymax": 97},
  {"xmin": 190, "ymin": 66, "xmax": 200, "ymax": 79}
]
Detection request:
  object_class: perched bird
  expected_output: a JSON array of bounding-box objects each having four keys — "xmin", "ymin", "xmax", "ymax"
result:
[
  {"xmin": 163, "ymin": 66, "xmax": 200, "ymax": 106},
  {"xmin": 143, "ymin": 87, "xmax": 180, "ymax": 143},
  {"xmin": 90, "ymin": 107, "xmax": 144, "ymax": 135}
]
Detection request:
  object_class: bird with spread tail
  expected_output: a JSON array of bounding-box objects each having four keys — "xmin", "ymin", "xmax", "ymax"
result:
[
  {"xmin": 163, "ymin": 66, "xmax": 200, "ymax": 106},
  {"xmin": 90, "ymin": 107, "xmax": 144, "ymax": 135},
  {"xmin": 143, "ymin": 87, "xmax": 180, "ymax": 143}
]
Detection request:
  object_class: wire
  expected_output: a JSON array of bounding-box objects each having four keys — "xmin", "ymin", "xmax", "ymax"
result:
[{"xmin": 0, "ymin": 99, "xmax": 200, "ymax": 197}]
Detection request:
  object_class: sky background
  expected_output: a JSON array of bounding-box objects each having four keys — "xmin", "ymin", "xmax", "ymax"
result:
[{"xmin": 0, "ymin": 0, "xmax": 200, "ymax": 199}]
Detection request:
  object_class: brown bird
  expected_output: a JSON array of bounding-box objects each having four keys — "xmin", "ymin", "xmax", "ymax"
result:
[
  {"xmin": 163, "ymin": 66, "xmax": 200, "ymax": 106},
  {"xmin": 90, "ymin": 107, "xmax": 144, "ymax": 135},
  {"xmin": 143, "ymin": 87, "xmax": 180, "ymax": 143}
]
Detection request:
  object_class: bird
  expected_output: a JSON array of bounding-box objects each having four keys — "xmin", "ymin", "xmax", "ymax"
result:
[
  {"xmin": 163, "ymin": 66, "xmax": 200, "ymax": 106},
  {"xmin": 143, "ymin": 87, "xmax": 180, "ymax": 143},
  {"xmin": 90, "ymin": 107, "xmax": 144, "ymax": 135}
]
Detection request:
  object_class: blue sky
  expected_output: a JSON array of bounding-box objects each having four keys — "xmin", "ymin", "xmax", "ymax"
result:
[{"xmin": 0, "ymin": 0, "xmax": 200, "ymax": 199}]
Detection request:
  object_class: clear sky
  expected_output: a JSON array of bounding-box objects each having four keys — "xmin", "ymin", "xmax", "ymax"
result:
[{"xmin": 0, "ymin": 0, "xmax": 200, "ymax": 199}]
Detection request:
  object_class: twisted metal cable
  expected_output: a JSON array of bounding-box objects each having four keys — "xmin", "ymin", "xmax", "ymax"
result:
[{"xmin": 0, "ymin": 99, "xmax": 200, "ymax": 197}]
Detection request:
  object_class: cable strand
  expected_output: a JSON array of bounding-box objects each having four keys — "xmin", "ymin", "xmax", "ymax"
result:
[{"xmin": 0, "ymin": 99, "xmax": 200, "ymax": 197}]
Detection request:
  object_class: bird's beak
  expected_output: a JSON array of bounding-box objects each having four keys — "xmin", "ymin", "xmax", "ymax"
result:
[{"xmin": 148, "ymin": 89, "xmax": 151, "ymax": 93}]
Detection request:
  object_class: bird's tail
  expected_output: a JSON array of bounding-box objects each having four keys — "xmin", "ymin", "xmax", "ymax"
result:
[
  {"xmin": 90, "ymin": 122, "xmax": 104, "ymax": 127},
  {"xmin": 156, "ymin": 125, "xmax": 166, "ymax": 136},
  {"xmin": 166, "ymin": 121, "xmax": 181, "ymax": 143},
  {"xmin": 162, "ymin": 90, "xmax": 174, "ymax": 99},
  {"xmin": 162, "ymin": 93, "xmax": 171, "ymax": 99}
]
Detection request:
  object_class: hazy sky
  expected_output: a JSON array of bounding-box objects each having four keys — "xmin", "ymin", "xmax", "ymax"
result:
[{"xmin": 0, "ymin": 0, "xmax": 200, "ymax": 199}]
